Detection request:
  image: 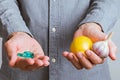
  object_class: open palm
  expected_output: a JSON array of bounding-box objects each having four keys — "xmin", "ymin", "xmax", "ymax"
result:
[{"xmin": 5, "ymin": 32, "xmax": 50, "ymax": 71}]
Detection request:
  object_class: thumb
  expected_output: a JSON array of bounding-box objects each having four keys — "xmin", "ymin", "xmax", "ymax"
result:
[
  {"xmin": 108, "ymin": 40, "xmax": 117, "ymax": 60},
  {"xmin": 89, "ymin": 30, "xmax": 106, "ymax": 42},
  {"xmin": 4, "ymin": 42, "xmax": 18, "ymax": 67},
  {"xmin": 9, "ymin": 53, "xmax": 18, "ymax": 67}
]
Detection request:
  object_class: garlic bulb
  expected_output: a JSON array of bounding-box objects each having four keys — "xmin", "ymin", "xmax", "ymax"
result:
[{"xmin": 92, "ymin": 32, "xmax": 113, "ymax": 58}]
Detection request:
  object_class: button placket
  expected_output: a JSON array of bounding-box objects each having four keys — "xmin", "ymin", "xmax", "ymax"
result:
[{"xmin": 49, "ymin": 0, "xmax": 59, "ymax": 80}]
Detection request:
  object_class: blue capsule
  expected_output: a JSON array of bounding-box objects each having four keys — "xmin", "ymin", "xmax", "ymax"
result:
[{"xmin": 17, "ymin": 51, "xmax": 34, "ymax": 58}]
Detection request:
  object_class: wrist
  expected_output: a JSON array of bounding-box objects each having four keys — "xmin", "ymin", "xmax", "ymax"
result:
[
  {"xmin": 79, "ymin": 23, "xmax": 102, "ymax": 32},
  {"xmin": 8, "ymin": 32, "xmax": 32, "ymax": 40}
]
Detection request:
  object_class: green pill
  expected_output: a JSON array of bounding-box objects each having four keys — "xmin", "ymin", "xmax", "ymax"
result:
[
  {"xmin": 17, "ymin": 51, "xmax": 34, "ymax": 58},
  {"xmin": 17, "ymin": 53, "xmax": 24, "ymax": 57}
]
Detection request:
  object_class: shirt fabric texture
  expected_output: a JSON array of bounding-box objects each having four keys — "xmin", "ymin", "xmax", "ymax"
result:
[{"xmin": 0, "ymin": 0, "xmax": 119, "ymax": 80}]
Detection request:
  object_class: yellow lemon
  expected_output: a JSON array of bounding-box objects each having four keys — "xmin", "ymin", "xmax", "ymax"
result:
[{"xmin": 70, "ymin": 36, "xmax": 93, "ymax": 56}]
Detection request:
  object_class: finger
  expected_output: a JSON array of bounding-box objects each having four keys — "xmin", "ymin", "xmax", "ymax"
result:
[
  {"xmin": 43, "ymin": 56, "xmax": 50, "ymax": 61},
  {"xmin": 15, "ymin": 58, "xmax": 34, "ymax": 70},
  {"xmin": 25, "ymin": 60, "xmax": 44, "ymax": 71},
  {"xmin": 33, "ymin": 57, "xmax": 49, "ymax": 70},
  {"xmin": 34, "ymin": 53, "xmax": 50, "ymax": 64},
  {"xmin": 62, "ymin": 51, "xmax": 70, "ymax": 60},
  {"xmin": 26, "ymin": 58, "xmax": 35, "ymax": 65},
  {"xmin": 14, "ymin": 59, "xmax": 27, "ymax": 70},
  {"xmin": 108, "ymin": 40, "xmax": 117, "ymax": 60},
  {"xmin": 34, "ymin": 54, "xmax": 50, "ymax": 67},
  {"xmin": 88, "ymin": 30, "xmax": 106, "ymax": 42},
  {"xmin": 9, "ymin": 54, "xmax": 18, "ymax": 67},
  {"xmin": 63, "ymin": 51, "xmax": 82, "ymax": 69},
  {"xmin": 76, "ymin": 52, "xmax": 93, "ymax": 70},
  {"xmin": 4, "ymin": 42, "xmax": 18, "ymax": 67},
  {"xmin": 33, "ymin": 55, "xmax": 50, "ymax": 67},
  {"xmin": 34, "ymin": 53, "xmax": 45, "ymax": 60},
  {"xmin": 35, "ymin": 59, "xmax": 44, "ymax": 67},
  {"xmin": 42, "ymin": 56, "xmax": 50, "ymax": 66},
  {"xmin": 85, "ymin": 50, "xmax": 104, "ymax": 64},
  {"xmin": 43, "ymin": 61, "xmax": 50, "ymax": 67},
  {"xmin": 67, "ymin": 53, "xmax": 83, "ymax": 70}
]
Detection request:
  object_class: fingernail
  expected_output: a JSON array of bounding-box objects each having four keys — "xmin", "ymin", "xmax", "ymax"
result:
[
  {"xmin": 69, "ymin": 53, "xmax": 74, "ymax": 59},
  {"xmin": 39, "ymin": 61, "xmax": 44, "ymax": 66},
  {"xmin": 77, "ymin": 53, "xmax": 82, "ymax": 58},
  {"xmin": 44, "ymin": 62, "xmax": 50, "ymax": 66},
  {"xmin": 112, "ymin": 54, "xmax": 116, "ymax": 60},
  {"xmin": 72, "ymin": 55, "xmax": 75, "ymax": 59},
  {"xmin": 86, "ymin": 50, "xmax": 91, "ymax": 56}
]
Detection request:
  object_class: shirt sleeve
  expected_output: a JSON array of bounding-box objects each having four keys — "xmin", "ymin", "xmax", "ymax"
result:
[
  {"xmin": 79, "ymin": 0, "xmax": 119, "ymax": 32},
  {"xmin": 0, "ymin": 0, "xmax": 32, "ymax": 37}
]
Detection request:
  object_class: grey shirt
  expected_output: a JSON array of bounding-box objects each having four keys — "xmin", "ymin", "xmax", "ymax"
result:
[{"xmin": 0, "ymin": 0, "xmax": 119, "ymax": 80}]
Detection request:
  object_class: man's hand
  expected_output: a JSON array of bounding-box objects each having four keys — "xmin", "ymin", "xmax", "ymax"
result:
[
  {"xmin": 4, "ymin": 32, "xmax": 50, "ymax": 71},
  {"xmin": 63, "ymin": 23, "xmax": 117, "ymax": 70}
]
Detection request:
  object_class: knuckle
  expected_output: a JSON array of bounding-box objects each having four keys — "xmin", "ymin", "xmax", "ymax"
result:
[
  {"xmin": 93, "ymin": 58, "xmax": 104, "ymax": 64},
  {"xmin": 74, "ymin": 64, "xmax": 83, "ymax": 70},
  {"xmin": 66, "ymin": 56, "xmax": 71, "ymax": 61},
  {"xmin": 100, "ymin": 60, "xmax": 104, "ymax": 64},
  {"xmin": 96, "ymin": 60, "xmax": 102, "ymax": 64},
  {"xmin": 76, "ymin": 67, "xmax": 83, "ymax": 70},
  {"xmin": 99, "ymin": 59, "xmax": 104, "ymax": 64},
  {"xmin": 93, "ymin": 61, "xmax": 98, "ymax": 65},
  {"xmin": 86, "ymin": 65, "xmax": 93, "ymax": 70}
]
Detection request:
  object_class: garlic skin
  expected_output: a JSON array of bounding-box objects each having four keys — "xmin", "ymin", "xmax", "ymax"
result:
[
  {"xmin": 92, "ymin": 41, "xmax": 109, "ymax": 58},
  {"xmin": 92, "ymin": 32, "xmax": 113, "ymax": 58}
]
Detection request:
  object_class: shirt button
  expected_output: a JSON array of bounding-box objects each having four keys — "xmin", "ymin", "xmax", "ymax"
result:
[
  {"xmin": 52, "ymin": 27, "xmax": 56, "ymax": 32},
  {"xmin": 51, "ymin": 58, "xmax": 56, "ymax": 63}
]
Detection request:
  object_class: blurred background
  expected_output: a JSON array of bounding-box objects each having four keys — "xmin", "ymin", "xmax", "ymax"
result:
[
  {"xmin": 0, "ymin": 20, "xmax": 120, "ymax": 80},
  {"xmin": 107, "ymin": 19, "xmax": 120, "ymax": 80}
]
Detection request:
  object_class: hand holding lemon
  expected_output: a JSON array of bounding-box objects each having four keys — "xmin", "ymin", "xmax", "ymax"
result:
[{"xmin": 63, "ymin": 23, "xmax": 117, "ymax": 70}]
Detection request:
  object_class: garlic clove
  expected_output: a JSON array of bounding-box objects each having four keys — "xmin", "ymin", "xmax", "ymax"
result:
[
  {"xmin": 100, "ymin": 45, "xmax": 109, "ymax": 58},
  {"xmin": 92, "ymin": 32, "xmax": 113, "ymax": 58}
]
